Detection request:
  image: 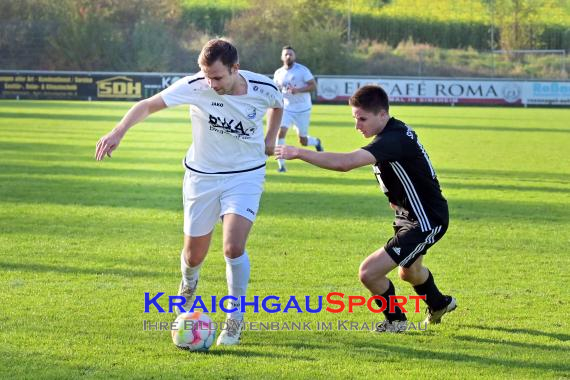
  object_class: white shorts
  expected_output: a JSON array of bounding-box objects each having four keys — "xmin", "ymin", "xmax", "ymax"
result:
[
  {"xmin": 281, "ymin": 110, "xmax": 311, "ymax": 137},
  {"xmin": 182, "ymin": 167, "xmax": 265, "ymax": 237}
]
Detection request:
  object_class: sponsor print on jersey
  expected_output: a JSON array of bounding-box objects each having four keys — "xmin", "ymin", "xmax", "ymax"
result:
[
  {"xmin": 405, "ymin": 123, "xmax": 436, "ymax": 179},
  {"xmin": 208, "ymin": 114, "xmax": 255, "ymax": 140}
]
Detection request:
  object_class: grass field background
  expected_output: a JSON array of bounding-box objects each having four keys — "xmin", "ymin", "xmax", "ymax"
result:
[{"xmin": 1, "ymin": 100, "xmax": 569, "ymax": 379}]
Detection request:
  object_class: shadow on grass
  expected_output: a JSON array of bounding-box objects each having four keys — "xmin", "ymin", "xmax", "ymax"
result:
[
  {"xmin": 2, "ymin": 326, "xmax": 568, "ymax": 376},
  {"xmin": 0, "ymin": 141, "xmax": 187, "ymax": 157},
  {"xmin": 0, "ymin": 99, "xmax": 133, "ymax": 111},
  {"xmin": 0, "ymin": 141, "xmax": 90, "ymax": 155},
  {"xmin": 204, "ymin": 348, "xmax": 316, "ymax": 361},
  {"xmin": 453, "ymin": 335, "xmax": 569, "ymax": 352},
  {"xmin": 0, "ymin": 125, "xmax": 191, "ymax": 137},
  {"xmin": 0, "ymin": 111, "xmax": 187, "ymax": 124},
  {"xmin": 0, "ymin": 261, "xmax": 167, "ymax": 278},
  {"xmin": 312, "ymin": 119, "xmax": 570, "ymax": 134},
  {"xmin": 0, "ymin": 345, "xmax": 314, "ymax": 378},
  {"xmin": 459, "ymin": 324, "xmax": 570, "ymax": 342},
  {"xmin": 443, "ymin": 181, "xmax": 570, "ymax": 194},
  {"xmin": 399, "ymin": 112, "xmax": 556, "ymax": 122},
  {"xmin": 1, "ymin": 162, "xmax": 184, "ymax": 180},
  {"xmin": 2, "ymin": 138, "xmax": 567, "ymax": 185},
  {"xmin": 242, "ymin": 330, "xmax": 570, "ymax": 374},
  {"xmin": 3, "ymin": 156, "xmax": 569, "ymax": 191},
  {"xmin": 250, "ymin": 331, "xmax": 570, "ymax": 374},
  {"xmin": 5, "ymin": 110, "xmax": 569, "ymax": 134},
  {"xmin": 355, "ymin": 339, "xmax": 570, "ymax": 374},
  {"xmin": 440, "ymin": 168, "xmax": 570, "ymax": 185},
  {"xmin": 2, "ymin": 172, "xmax": 570, "ymax": 222},
  {"xmin": 413, "ymin": 122, "xmax": 570, "ymax": 134}
]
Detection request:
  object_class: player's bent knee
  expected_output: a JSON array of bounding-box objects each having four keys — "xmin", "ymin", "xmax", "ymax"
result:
[
  {"xmin": 182, "ymin": 249, "xmax": 207, "ymax": 267},
  {"xmin": 398, "ymin": 267, "xmax": 413, "ymax": 282},
  {"xmin": 398, "ymin": 266, "xmax": 422, "ymax": 283},
  {"xmin": 358, "ymin": 266, "xmax": 375, "ymax": 287},
  {"xmin": 223, "ymin": 243, "xmax": 245, "ymax": 258}
]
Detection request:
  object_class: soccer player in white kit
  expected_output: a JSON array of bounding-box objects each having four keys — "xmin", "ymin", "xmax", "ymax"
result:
[
  {"xmin": 95, "ymin": 39, "xmax": 284, "ymax": 346},
  {"xmin": 273, "ymin": 46, "xmax": 323, "ymax": 172}
]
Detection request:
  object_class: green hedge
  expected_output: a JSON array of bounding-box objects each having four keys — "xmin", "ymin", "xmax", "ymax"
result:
[
  {"xmin": 332, "ymin": 13, "xmax": 568, "ymax": 51},
  {"xmin": 350, "ymin": 14, "xmax": 492, "ymax": 49},
  {"xmin": 541, "ymin": 25, "xmax": 570, "ymax": 51},
  {"xmin": 180, "ymin": 7, "xmax": 568, "ymax": 51}
]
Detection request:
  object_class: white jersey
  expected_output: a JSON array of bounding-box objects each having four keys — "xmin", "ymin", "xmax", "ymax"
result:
[
  {"xmin": 160, "ymin": 70, "xmax": 283, "ymax": 174},
  {"xmin": 273, "ymin": 62, "xmax": 314, "ymax": 113}
]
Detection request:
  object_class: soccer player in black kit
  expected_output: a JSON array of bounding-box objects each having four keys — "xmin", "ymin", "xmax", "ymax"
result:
[{"xmin": 275, "ymin": 85, "xmax": 456, "ymax": 330}]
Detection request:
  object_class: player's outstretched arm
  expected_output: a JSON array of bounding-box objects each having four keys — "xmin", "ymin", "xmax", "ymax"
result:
[
  {"xmin": 264, "ymin": 107, "xmax": 283, "ymax": 156},
  {"xmin": 95, "ymin": 94, "xmax": 167, "ymax": 161},
  {"xmin": 275, "ymin": 146, "xmax": 376, "ymax": 172}
]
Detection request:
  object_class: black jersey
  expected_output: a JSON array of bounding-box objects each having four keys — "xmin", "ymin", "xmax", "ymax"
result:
[{"xmin": 362, "ymin": 117, "xmax": 448, "ymax": 231}]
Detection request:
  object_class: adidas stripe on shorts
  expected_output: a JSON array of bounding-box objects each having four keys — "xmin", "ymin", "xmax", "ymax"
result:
[{"xmin": 384, "ymin": 219, "xmax": 447, "ymax": 268}]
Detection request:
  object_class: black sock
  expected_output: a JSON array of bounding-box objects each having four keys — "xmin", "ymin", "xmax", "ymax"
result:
[
  {"xmin": 413, "ymin": 270, "xmax": 447, "ymax": 311},
  {"xmin": 377, "ymin": 280, "xmax": 407, "ymax": 322}
]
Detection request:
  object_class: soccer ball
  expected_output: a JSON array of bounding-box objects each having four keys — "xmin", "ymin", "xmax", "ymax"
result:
[{"xmin": 171, "ymin": 312, "xmax": 216, "ymax": 351}]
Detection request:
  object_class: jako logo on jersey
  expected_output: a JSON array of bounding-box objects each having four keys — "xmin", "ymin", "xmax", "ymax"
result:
[
  {"xmin": 208, "ymin": 114, "xmax": 249, "ymax": 136},
  {"xmin": 246, "ymin": 208, "xmax": 255, "ymax": 216},
  {"xmin": 211, "ymin": 101, "xmax": 224, "ymax": 107}
]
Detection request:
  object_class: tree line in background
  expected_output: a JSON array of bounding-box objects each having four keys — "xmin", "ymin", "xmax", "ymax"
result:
[{"xmin": 0, "ymin": 0, "xmax": 568, "ymax": 78}]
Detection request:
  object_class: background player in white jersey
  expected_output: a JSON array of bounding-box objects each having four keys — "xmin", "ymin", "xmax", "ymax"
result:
[
  {"xmin": 95, "ymin": 39, "xmax": 283, "ymax": 345},
  {"xmin": 276, "ymin": 85, "xmax": 456, "ymax": 331},
  {"xmin": 273, "ymin": 46, "xmax": 323, "ymax": 172}
]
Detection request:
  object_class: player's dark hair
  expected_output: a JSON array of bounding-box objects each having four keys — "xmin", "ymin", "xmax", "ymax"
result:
[
  {"xmin": 349, "ymin": 85, "xmax": 389, "ymax": 114},
  {"xmin": 198, "ymin": 39, "xmax": 238, "ymax": 72},
  {"xmin": 282, "ymin": 45, "xmax": 295, "ymax": 52}
]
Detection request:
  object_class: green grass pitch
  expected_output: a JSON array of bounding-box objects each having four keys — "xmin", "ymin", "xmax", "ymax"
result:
[{"xmin": 1, "ymin": 100, "xmax": 569, "ymax": 379}]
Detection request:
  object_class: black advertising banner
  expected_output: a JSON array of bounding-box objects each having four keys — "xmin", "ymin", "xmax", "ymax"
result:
[
  {"xmin": 0, "ymin": 71, "xmax": 186, "ymax": 101},
  {"xmin": 3, "ymin": 70, "xmax": 569, "ymax": 106}
]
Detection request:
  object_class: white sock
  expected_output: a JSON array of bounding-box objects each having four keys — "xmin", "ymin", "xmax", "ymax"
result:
[
  {"xmin": 306, "ymin": 136, "xmax": 318, "ymax": 146},
  {"xmin": 277, "ymin": 138, "xmax": 286, "ymax": 168},
  {"xmin": 224, "ymin": 251, "xmax": 250, "ymax": 321},
  {"xmin": 180, "ymin": 250, "xmax": 201, "ymax": 288}
]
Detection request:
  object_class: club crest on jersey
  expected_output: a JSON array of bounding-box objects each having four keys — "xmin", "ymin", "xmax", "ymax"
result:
[{"xmin": 246, "ymin": 106, "xmax": 257, "ymax": 120}]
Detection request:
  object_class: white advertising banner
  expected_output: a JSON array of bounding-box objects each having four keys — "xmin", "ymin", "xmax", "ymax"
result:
[{"xmin": 316, "ymin": 77, "xmax": 570, "ymax": 106}]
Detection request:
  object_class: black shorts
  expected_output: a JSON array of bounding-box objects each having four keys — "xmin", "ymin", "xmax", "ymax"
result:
[{"xmin": 384, "ymin": 219, "xmax": 448, "ymax": 268}]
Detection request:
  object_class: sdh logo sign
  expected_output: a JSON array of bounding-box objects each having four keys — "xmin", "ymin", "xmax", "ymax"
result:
[{"xmin": 97, "ymin": 76, "xmax": 142, "ymax": 99}]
